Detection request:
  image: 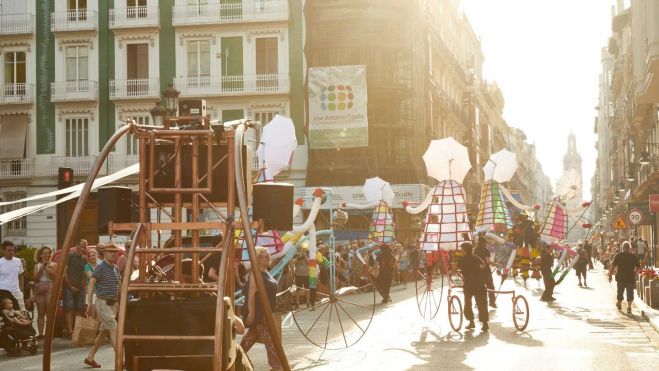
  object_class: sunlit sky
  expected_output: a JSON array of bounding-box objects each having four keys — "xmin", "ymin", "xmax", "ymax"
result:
[{"xmin": 461, "ymin": 0, "xmax": 618, "ymax": 199}]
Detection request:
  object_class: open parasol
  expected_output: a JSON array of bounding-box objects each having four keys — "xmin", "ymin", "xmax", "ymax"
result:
[
  {"xmin": 256, "ymin": 115, "xmax": 297, "ymax": 178},
  {"xmin": 362, "ymin": 177, "xmax": 395, "ymax": 204},
  {"xmin": 556, "ymin": 168, "xmax": 581, "ymax": 198},
  {"xmin": 483, "ymin": 149, "xmax": 517, "ymax": 183},
  {"xmin": 422, "ymin": 137, "xmax": 471, "ymax": 183}
]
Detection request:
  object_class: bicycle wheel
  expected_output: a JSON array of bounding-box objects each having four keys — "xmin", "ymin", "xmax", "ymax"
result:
[
  {"xmin": 415, "ymin": 269, "xmax": 443, "ymax": 320},
  {"xmin": 292, "ymin": 259, "xmax": 376, "ymax": 349},
  {"xmin": 448, "ymin": 269, "xmax": 463, "ymax": 288},
  {"xmin": 448, "ymin": 295, "xmax": 463, "ymax": 331},
  {"xmin": 512, "ymin": 295, "xmax": 529, "ymax": 331}
]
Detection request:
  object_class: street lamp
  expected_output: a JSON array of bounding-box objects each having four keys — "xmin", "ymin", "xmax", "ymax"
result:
[
  {"xmin": 149, "ymin": 101, "xmax": 168, "ymax": 127},
  {"xmin": 163, "ymin": 83, "xmax": 180, "ymax": 116}
]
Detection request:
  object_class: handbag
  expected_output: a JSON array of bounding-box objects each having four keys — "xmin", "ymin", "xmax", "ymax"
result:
[{"xmin": 72, "ymin": 315, "xmax": 100, "ymax": 346}]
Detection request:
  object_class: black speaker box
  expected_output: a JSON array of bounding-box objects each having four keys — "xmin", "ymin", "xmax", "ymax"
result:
[
  {"xmin": 97, "ymin": 186, "xmax": 132, "ymax": 235},
  {"xmin": 253, "ymin": 182, "xmax": 294, "ymax": 231},
  {"xmin": 148, "ymin": 142, "xmax": 246, "ymax": 205}
]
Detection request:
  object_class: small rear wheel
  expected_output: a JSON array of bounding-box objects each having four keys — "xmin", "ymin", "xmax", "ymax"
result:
[
  {"xmin": 513, "ymin": 295, "xmax": 529, "ymax": 331},
  {"xmin": 28, "ymin": 342, "xmax": 37, "ymax": 355},
  {"xmin": 448, "ymin": 295, "xmax": 463, "ymax": 331}
]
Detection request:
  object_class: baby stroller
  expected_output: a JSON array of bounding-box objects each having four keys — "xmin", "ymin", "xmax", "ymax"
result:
[{"xmin": 0, "ymin": 290, "xmax": 38, "ymax": 355}]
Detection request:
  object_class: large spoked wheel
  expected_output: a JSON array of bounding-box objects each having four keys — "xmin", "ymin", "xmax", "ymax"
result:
[
  {"xmin": 512, "ymin": 294, "xmax": 529, "ymax": 331},
  {"xmin": 448, "ymin": 295, "xmax": 463, "ymax": 331},
  {"xmin": 415, "ymin": 267, "xmax": 443, "ymax": 320},
  {"xmin": 291, "ymin": 261, "xmax": 376, "ymax": 349}
]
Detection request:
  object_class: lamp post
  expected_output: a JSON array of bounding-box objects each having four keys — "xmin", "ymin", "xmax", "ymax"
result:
[{"xmin": 150, "ymin": 83, "xmax": 181, "ymax": 127}]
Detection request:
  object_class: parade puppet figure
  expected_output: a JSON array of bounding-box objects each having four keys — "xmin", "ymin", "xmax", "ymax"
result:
[
  {"xmin": 403, "ymin": 138, "xmax": 472, "ymax": 272},
  {"xmin": 477, "ymin": 150, "xmax": 541, "ymax": 283},
  {"xmin": 539, "ymin": 169, "xmax": 592, "ymax": 282},
  {"xmin": 343, "ymin": 177, "xmax": 396, "ymax": 246}
]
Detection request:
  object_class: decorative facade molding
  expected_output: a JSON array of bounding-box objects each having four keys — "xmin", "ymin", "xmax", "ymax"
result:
[
  {"xmin": 0, "ymin": 111, "xmax": 31, "ymax": 122},
  {"xmin": 116, "ymin": 105, "xmax": 152, "ymax": 121},
  {"xmin": 58, "ymin": 37, "xmax": 94, "ymax": 51},
  {"xmin": 179, "ymin": 33, "xmax": 217, "ymax": 46},
  {"xmin": 0, "ymin": 40, "xmax": 32, "ymax": 52},
  {"xmin": 246, "ymin": 29, "xmax": 285, "ymax": 42},
  {"xmin": 56, "ymin": 106, "xmax": 96, "ymax": 122},
  {"xmin": 248, "ymin": 102, "xmax": 287, "ymax": 116},
  {"xmin": 116, "ymin": 32, "xmax": 157, "ymax": 48}
]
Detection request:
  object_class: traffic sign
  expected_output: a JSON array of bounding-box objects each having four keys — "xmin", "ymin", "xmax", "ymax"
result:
[
  {"xmin": 612, "ymin": 216, "xmax": 628, "ymax": 229},
  {"xmin": 627, "ymin": 209, "xmax": 643, "ymax": 225}
]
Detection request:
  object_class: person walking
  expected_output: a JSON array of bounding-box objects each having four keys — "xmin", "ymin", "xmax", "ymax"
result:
[
  {"xmin": 398, "ymin": 247, "xmax": 410, "ymax": 289},
  {"xmin": 33, "ymin": 245, "xmax": 57, "ymax": 339},
  {"xmin": 64, "ymin": 239, "xmax": 87, "ymax": 339},
  {"xmin": 636, "ymin": 237, "xmax": 648, "ymax": 268},
  {"xmin": 375, "ymin": 244, "xmax": 395, "ymax": 303},
  {"xmin": 474, "ymin": 235, "xmax": 496, "ymax": 308},
  {"xmin": 457, "ymin": 242, "xmax": 489, "ymax": 331},
  {"xmin": 608, "ymin": 241, "xmax": 640, "ymax": 315},
  {"xmin": 574, "ymin": 248, "xmax": 589, "ymax": 287},
  {"xmin": 240, "ymin": 246, "xmax": 282, "ymax": 371},
  {"xmin": 540, "ymin": 244, "xmax": 556, "ymax": 302},
  {"xmin": 583, "ymin": 239, "xmax": 594, "ymax": 270},
  {"xmin": 0, "ymin": 240, "xmax": 26, "ymax": 311},
  {"xmin": 84, "ymin": 243, "xmax": 121, "ymax": 368}
]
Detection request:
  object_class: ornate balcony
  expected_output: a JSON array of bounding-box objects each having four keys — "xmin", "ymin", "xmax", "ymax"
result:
[
  {"xmin": 0, "ymin": 13, "xmax": 34, "ymax": 35},
  {"xmin": 108, "ymin": 154, "xmax": 139, "ymax": 174},
  {"xmin": 110, "ymin": 78, "xmax": 160, "ymax": 100},
  {"xmin": 0, "ymin": 84, "xmax": 34, "ymax": 105},
  {"xmin": 172, "ymin": 0, "xmax": 287, "ymax": 26},
  {"xmin": 51, "ymin": 81, "xmax": 99, "ymax": 102},
  {"xmin": 0, "ymin": 158, "xmax": 34, "ymax": 179},
  {"xmin": 174, "ymin": 73, "xmax": 289, "ymax": 97},
  {"xmin": 109, "ymin": 6, "xmax": 159, "ymax": 29},
  {"xmin": 51, "ymin": 10, "xmax": 97, "ymax": 32}
]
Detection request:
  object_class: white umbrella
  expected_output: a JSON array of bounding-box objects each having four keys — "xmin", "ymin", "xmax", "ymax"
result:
[
  {"xmin": 256, "ymin": 115, "xmax": 297, "ymax": 177},
  {"xmin": 556, "ymin": 168, "xmax": 581, "ymax": 197},
  {"xmin": 422, "ymin": 137, "xmax": 471, "ymax": 183},
  {"xmin": 483, "ymin": 149, "xmax": 518, "ymax": 183},
  {"xmin": 362, "ymin": 177, "xmax": 395, "ymax": 204}
]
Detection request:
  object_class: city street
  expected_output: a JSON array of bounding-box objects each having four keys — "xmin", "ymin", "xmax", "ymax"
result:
[{"xmin": 3, "ymin": 263, "xmax": 657, "ymax": 370}]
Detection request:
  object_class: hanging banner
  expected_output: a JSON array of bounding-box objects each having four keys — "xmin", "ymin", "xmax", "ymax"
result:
[
  {"xmin": 294, "ymin": 184, "xmax": 431, "ymax": 210},
  {"xmin": 308, "ymin": 65, "xmax": 368, "ymax": 149}
]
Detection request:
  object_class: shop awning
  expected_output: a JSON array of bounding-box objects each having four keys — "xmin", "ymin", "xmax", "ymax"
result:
[{"xmin": 0, "ymin": 114, "xmax": 28, "ymax": 159}]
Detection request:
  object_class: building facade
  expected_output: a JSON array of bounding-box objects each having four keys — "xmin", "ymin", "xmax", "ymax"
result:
[
  {"xmin": 593, "ymin": 0, "xmax": 659, "ymax": 267},
  {"xmin": 0, "ymin": 0, "xmax": 304, "ymax": 246}
]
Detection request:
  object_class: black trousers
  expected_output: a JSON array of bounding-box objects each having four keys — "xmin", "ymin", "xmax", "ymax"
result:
[
  {"xmin": 376, "ymin": 270, "xmax": 393, "ymax": 300},
  {"xmin": 463, "ymin": 286, "xmax": 488, "ymax": 323},
  {"xmin": 483, "ymin": 269, "xmax": 496, "ymax": 303},
  {"xmin": 541, "ymin": 272, "xmax": 555, "ymax": 300}
]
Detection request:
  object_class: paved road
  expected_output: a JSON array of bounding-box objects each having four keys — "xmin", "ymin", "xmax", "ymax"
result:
[{"xmin": 2, "ymin": 263, "xmax": 658, "ymax": 370}]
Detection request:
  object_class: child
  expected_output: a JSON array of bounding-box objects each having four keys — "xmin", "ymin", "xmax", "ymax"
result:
[{"xmin": 2, "ymin": 298, "xmax": 31, "ymax": 327}]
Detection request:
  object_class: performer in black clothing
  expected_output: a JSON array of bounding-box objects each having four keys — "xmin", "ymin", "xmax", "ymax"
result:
[
  {"xmin": 474, "ymin": 235, "xmax": 497, "ymax": 308},
  {"xmin": 540, "ymin": 244, "xmax": 556, "ymax": 302},
  {"xmin": 457, "ymin": 242, "xmax": 489, "ymax": 331}
]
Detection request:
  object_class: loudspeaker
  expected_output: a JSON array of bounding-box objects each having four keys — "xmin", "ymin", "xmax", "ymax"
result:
[
  {"xmin": 97, "ymin": 186, "xmax": 132, "ymax": 235},
  {"xmin": 253, "ymin": 182, "xmax": 294, "ymax": 231},
  {"xmin": 149, "ymin": 142, "xmax": 247, "ymax": 205}
]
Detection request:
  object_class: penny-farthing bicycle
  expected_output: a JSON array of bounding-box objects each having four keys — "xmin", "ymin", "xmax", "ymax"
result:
[{"xmin": 290, "ymin": 189, "xmax": 376, "ymax": 349}]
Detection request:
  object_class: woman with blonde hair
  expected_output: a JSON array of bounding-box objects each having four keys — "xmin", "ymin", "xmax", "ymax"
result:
[
  {"xmin": 240, "ymin": 246, "xmax": 281, "ymax": 370},
  {"xmin": 33, "ymin": 245, "xmax": 57, "ymax": 338}
]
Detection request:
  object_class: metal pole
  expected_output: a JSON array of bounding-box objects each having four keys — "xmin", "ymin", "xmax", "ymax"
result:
[
  {"xmin": 233, "ymin": 123, "xmax": 291, "ymax": 370},
  {"xmin": 43, "ymin": 123, "xmax": 134, "ymax": 371}
]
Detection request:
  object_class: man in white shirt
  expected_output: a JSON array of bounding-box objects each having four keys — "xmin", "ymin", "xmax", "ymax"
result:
[
  {"xmin": 636, "ymin": 238, "xmax": 648, "ymax": 268},
  {"xmin": 0, "ymin": 240, "xmax": 25, "ymax": 311}
]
